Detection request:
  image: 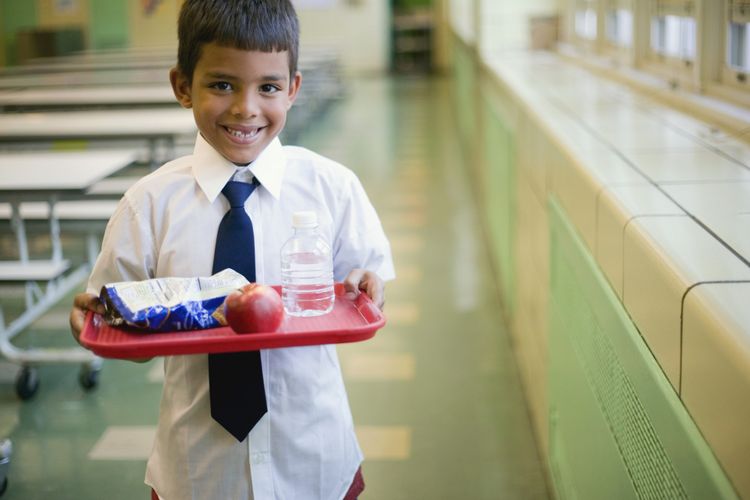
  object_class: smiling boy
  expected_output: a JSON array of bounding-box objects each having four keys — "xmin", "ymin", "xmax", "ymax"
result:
[
  {"xmin": 69, "ymin": 1, "xmax": 394, "ymax": 498},
  {"xmin": 177, "ymin": 43, "xmax": 300, "ymax": 165}
]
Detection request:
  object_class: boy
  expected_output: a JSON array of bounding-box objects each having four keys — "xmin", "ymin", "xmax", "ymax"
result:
[{"xmin": 68, "ymin": 1, "xmax": 394, "ymax": 498}]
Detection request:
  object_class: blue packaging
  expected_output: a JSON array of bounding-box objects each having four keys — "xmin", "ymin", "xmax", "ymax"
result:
[{"xmin": 100, "ymin": 269, "xmax": 249, "ymax": 332}]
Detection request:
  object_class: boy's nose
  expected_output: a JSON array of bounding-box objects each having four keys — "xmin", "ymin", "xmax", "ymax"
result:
[{"xmin": 231, "ymin": 92, "xmax": 260, "ymax": 119}]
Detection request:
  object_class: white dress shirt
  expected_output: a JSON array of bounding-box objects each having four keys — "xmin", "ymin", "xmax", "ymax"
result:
[{"xmin": 87, "ymin": 133, "xmax": 395, "ymax": 500}]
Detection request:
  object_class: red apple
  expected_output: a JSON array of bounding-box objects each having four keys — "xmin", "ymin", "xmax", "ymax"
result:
[{"xmin": 224, "ymin": 283, "xmax": 284, "ymax": 334}]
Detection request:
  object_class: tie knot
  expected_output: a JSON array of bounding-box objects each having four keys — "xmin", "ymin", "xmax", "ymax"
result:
[{"xmin": 222, "ymin": 180, "xmax": 256, "ymax": 208}]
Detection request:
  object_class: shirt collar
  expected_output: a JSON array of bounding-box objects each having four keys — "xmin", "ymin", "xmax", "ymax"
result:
[{"xmin": 192, "ymin": 133, "xmax": 286, "ymax": 203}]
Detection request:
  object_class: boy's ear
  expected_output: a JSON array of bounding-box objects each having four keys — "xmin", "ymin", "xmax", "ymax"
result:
[
  {"xmin": 170, "ymin": 67, "xmax": 193, "ymax": 109},
  {"xmin": 286, "ymin": 71, "xmax": 302, "ymax": 110}
]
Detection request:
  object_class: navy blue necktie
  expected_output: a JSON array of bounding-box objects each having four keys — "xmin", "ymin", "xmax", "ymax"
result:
[{"xmin": 209, "ymin": 180, "xmax": 267, "ymax": 441}]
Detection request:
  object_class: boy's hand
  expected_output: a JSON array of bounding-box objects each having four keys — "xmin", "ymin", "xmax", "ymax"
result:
[
  {"xmin": 69, "ymin": 292, "xmax": 104, "ymax": 344},
  {"xmin": 343, "ymin": 269, "xmax": 385, "ymax": 310},
  {"xmin": 69, "ymin": 293, "xmax": 152, "ymax": 363}
]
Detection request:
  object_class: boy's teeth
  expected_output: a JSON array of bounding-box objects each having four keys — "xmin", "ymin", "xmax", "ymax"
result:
[{"xmin": 227, "ymin": 127, "xmax": 256, "ymax": 138}]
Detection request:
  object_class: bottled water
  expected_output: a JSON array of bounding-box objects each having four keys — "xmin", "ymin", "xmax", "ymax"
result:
[{"xmin": 280, "ymin": 211, "xmax": 335, "ymax": 317}]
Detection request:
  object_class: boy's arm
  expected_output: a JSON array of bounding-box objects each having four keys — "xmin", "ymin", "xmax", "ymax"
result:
[
  {"xmin": 343, "ymin": 268, "xmax": 385, "ymax": 310},
  {"xmin": 69, "ymin": 194, "xmax": 155, "ymax": 362},
  {"xmin": 330, "ymin": 170, "xmax": 394, "ymax": 312},
  {"xmin": 332, "ymin": 171, "xmax": 395, "ymax": 288}
]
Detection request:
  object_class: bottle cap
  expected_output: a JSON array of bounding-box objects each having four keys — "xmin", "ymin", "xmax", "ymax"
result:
[{"xmin": 292, "ymin": 210, "xmax": 318, "ymax": 228}]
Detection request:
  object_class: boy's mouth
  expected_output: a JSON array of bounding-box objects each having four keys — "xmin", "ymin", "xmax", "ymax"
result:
[{"xmin": 224, "ymin": 125, "xmax": 262, "ymax": 140}]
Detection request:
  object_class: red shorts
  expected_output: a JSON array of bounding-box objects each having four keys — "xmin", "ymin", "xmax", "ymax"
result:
[
  {"xmin": 344, "ymin": 466, "xmax": 365, "ymax": 500},
  {"xmin": 151, "ymin": 466, "xmax": 365, "ymax": 499}
]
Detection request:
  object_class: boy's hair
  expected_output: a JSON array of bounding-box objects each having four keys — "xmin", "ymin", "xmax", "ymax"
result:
[{"xmin": 177, "ymin": 0, "xmax": 299, "ymax": 83}]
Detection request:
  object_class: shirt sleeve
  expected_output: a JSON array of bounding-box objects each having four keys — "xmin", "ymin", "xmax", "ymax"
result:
[
  {"xmin": 331, "ymin": 170, "xmax": 395, "ymax": 283},
  {"xmin": 86, "ymin": 192, "xmax": 157, "ymax": 294}
]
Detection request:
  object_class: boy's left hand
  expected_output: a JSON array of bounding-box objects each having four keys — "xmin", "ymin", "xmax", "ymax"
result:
[{"xmin": 343, "ymin": 269, "xmax": 385, "ymax": 310}]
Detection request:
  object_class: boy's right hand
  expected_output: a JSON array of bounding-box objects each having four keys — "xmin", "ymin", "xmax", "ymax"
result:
[
  {"xmin": 69, "ymin": 293, "xmax": 152, "ymax": 363},
  {"xmin": 69, "ymin": 292, "xmax": 104, "ymax": 344}
]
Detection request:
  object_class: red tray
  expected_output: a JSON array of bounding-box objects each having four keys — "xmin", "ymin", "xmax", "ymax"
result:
[{"xmin": 80, "ymin": 284, "xmax": 385, "ymax": 359}]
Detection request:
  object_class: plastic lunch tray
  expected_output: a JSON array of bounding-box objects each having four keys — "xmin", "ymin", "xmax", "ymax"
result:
[{"xmin": 80, "ymin": 285, "xmax": 385, "ymax": 359}]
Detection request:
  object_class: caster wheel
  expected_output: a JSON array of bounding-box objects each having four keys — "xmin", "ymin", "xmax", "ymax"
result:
[
  {"xmin": 0, "ymin": 439, "xmax": 11, "ymax": 459},
  {"xmin": 0, "ymin": 477, "xmax": 7, "ymax": 496},
  {"xmin": 15, "ymin": 366, "xmax": 39, "ymax": 401},
  {"xmin": 78, "ymin": 365, "xmax": 100, "ymax": 391}
]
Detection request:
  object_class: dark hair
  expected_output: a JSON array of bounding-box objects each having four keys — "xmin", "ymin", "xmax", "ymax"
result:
[{"xmin": 177, "ymin": 0, "xmax": 299, "ymax": 83}]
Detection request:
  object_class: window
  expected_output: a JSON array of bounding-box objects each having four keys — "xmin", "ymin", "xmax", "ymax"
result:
[
  {"xmin": 727, "ymin": 23, "xmax": 750, "ymax": 72},
  {"xmin": 605, "ymin": 1, "xmax": 633, "ymax": 47},
  {"xmin": 575, "ymin": 0, "xmax": 598, "ymax": 40},
  {"xmin": 721, "ymin": 0, "xmax": 750, "ymax": 99},
  {"xmin": 728, "ymin": 0, "xmax": 750, "ymax": 74},
  {"xmin": 561, "ymin": 0, "xmax": 750, "ymax": 109},
  {"xmin": 650, "ymin": 1, "xmax": 696, "ymax": 61},
  {"xmin": 640, "ymin": 0, "xmax": 698, "ymax": 89}
]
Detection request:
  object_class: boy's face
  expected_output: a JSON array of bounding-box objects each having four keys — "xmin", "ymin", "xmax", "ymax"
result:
[{"xmin": 170, "ymin": 42, "xmax": 301, "ymax": 165}]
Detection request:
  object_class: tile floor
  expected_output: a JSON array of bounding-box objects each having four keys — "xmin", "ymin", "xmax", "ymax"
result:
[{"xmin": 0, "ymin": 75, "xmax": 549, "ymax": 499}]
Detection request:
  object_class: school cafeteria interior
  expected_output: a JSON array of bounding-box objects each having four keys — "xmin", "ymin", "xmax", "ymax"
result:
[{"xmin": 1, "ymin": 0, "xmax": 749, "ymax": 499}]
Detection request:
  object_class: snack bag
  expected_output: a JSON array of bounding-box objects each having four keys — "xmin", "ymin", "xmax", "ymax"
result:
[{"xmin": 100, "ymin": 269, "xmax": 248, "ymax": 332}]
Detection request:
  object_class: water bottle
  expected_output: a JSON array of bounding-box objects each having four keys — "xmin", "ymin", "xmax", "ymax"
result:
[{"xmin": 280, "ymin": 211, "xmax": 335, "ymax": 317}]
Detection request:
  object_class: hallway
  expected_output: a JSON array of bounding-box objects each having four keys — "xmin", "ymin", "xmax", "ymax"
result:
[{"xmin": 0, "ymin": 75, "xmax": 549, "ymax": 499}]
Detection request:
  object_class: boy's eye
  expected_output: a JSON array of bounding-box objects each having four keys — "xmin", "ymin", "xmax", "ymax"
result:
[
  {"xmin": 260, "ymin": 84, "xmax": 280, "ymax": 94},
  {"xmin": 211, "ymin": 81, "xmax": 233, "ymax": 91}
]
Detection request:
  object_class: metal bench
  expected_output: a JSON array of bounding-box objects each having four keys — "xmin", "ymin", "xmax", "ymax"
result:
[
  {"xmin": 0, "ymin": 199, "xmax": 119, "ymax": 270},
  {"xmin": 0, "ymin": 200, "xmax": 118, "ymax": 399},
  {"xmin": 0, "ymin": 149, "xmax": 134, "ymax": 399}
]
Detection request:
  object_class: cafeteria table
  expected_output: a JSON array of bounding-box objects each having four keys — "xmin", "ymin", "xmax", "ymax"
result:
[
  {"xmin": 0, "ymin": 57, "xmax": 173, "ymax": 76},
  {"xmin": 0, "ymin": 107, "xmax": 196, "ymax": 165},
  {"xmin": 0, "ymin": 84, "xmax": 177, "ymax": 111},
  {"xmin": 0, "ymin": 68, "xmax": 168, "ymax": 89},
  {"xmin": 0, "ymin": 149, "xmax": 138, "ymax": 399}
]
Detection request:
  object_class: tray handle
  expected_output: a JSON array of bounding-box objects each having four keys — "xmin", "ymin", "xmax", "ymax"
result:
[{"xmin": 354, "ymin": 293, "xmax": 384, "ymax": 324}]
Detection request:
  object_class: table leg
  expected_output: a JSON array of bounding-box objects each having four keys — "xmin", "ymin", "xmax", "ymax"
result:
[
  {"xmin": 148, "ymin": 138, "xmax": 158, "ymax": 168},
  {"xmin": 47, "ymin": 196, "xmax": 63, "ymax": 263},
  {"xmin": 9, "ymin": 202, "xmax": 28, "ymax": 263}
]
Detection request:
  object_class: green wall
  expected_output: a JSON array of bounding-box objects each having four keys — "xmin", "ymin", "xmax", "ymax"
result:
[
  {"xmin": 0, "ymin": 0, "xmax": 37, "ymax": 65},
  {"xmin": 0, "ymin": 0, "xmax": 128, "ymax": 66},
  {"xmin": 450, "ymin": 29, "xmax": 740, "ymax": 499},
  {"xmin": 452, "ymin": 40, "xmax": 476, "ymax": 157},
  {"xmin": 481, "ymin": 102, "xmax": 516, "ymax": 313},
  {"xmin": 90, "ymin": 0, "xmax": 128, "ymax": 50},
  {"xmin": 548, "ymin": 197, "xmax": 737, "ymax": 499},
  {"xmin": 393, "ymin": 0, "xmax": 432, "ymax": 9}
]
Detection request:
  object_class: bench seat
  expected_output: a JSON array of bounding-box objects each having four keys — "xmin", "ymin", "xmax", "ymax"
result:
[
  {"xmin": 0, "ymin": 260, "xmax": 70, "ymax": 282},
  {"xmin": 0, "ymin": 200, "xmax": 119, "ymax": 221},
  {"xmin": 85, "ymin": 176, "xmax": 139, "ymax": 196}
]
